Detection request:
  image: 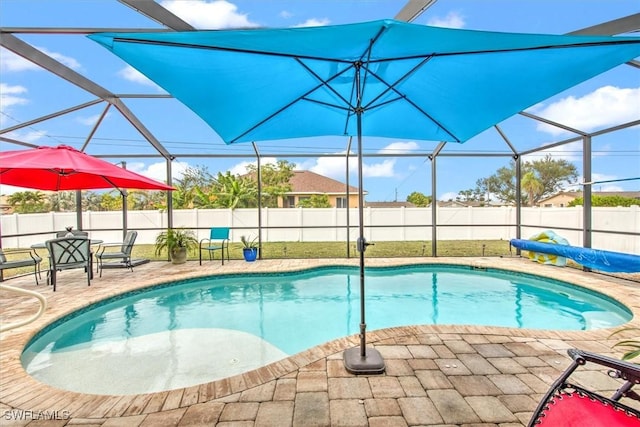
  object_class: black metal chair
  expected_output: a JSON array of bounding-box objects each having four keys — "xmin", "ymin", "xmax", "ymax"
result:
[
  {"xmin": 45, "ymin": 237, "xmax": 92, "ymax": 291},
  {"xmin": 95, "ymin": 231, "xmax": 138, "ymax": 277},
  {"xmin": 0, "ymin": 248, "xmax": 42, "ymax": 284},
  {"xmin": 528, "ymin": 348, "xmax": 640, "ymax": 426},
  {"xmin": 199, "ymin": 227, "xmax": 230, "ymax": 265}
]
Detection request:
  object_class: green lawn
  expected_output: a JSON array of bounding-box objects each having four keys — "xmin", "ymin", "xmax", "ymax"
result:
[{"xmin": 1, "ymin": 240, "xmax": 512, "ymax": 281}]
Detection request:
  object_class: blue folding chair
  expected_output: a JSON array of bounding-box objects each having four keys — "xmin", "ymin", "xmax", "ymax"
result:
[{"xmin": 199, "ymin": 227, "xmax": 230, "ymax": 265}]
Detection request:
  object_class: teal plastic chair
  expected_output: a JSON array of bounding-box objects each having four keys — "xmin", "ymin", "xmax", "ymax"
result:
[{"xmin": 199, "ymin": 227, "xmax": 230, "ymax": 265}]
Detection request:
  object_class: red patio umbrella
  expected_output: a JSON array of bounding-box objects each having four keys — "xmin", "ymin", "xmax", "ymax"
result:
[{"xmin": 0, "ymin": 145, "xmax": 173, "ymax": 191}]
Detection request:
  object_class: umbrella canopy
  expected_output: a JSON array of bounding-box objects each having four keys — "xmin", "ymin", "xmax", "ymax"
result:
[
  {"xmin": 90, "ymin": 20, "xmax": 640, "ymax": 144},
  {"xmin": 90, "ymin": 19, "xmax": 640, "ymax": 373},
  {"xmin": 0, "ymin": 145, "xmax": 173, "ymax": 191}
]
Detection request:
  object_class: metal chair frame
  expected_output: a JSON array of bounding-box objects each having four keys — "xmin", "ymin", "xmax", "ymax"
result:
[
  {"xmin": 45, "ymin": 237, "xmax": 92, "ymax": 291},
  {"xmin": 199, "ymin": 227, "xmax": 230, "ymax": 265},
  {"xmin": 529, "ymin": 348, "xmax": 640, "ymax": 426},
  {"xmin": 95, "ymin": 231, "xmax": 138, "ymax": 277},
  {"xmin": 0, "ymin": 248, "xmax": 42, "ymax": 284}
]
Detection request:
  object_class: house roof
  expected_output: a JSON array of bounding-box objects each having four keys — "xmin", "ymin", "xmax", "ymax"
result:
[{"xmin": 288, "ymin": 171, "xmax": 361, "ymax": 195}]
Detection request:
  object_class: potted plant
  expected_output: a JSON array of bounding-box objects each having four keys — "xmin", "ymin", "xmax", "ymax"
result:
[
  {"xmin": 155, "ymin": 228, "xmax": 198, "ymax": 264},
  {"xmin": 241, "ymin": 235, "xmax": 259, "ymax": 262}
]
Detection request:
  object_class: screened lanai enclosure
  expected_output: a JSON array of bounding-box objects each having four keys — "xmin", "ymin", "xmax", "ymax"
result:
[{"xmin": 1, "ymin": 1, "xmax": 639, "ymax": 262}]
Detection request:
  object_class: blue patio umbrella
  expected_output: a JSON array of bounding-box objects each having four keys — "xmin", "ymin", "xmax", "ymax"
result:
[{"xmin": 90, "ymin": 20, "xmax": 640, "ymax": 373}]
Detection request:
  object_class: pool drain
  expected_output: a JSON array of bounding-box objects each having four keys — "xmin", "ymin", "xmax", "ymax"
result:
[{"xmin": 229, "ymin": 358, "xmax": 239, "ymax": 365}]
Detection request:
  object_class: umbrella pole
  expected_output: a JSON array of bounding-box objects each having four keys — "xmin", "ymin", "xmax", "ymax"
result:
[{"xmin": 343, "ymin": 97, "xmax": 385, "ymax": 375}]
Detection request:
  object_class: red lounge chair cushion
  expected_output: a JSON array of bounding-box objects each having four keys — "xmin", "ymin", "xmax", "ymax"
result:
[{"xmin": 538, "ymin": 392, "xmax": 640, "ymax": 426}]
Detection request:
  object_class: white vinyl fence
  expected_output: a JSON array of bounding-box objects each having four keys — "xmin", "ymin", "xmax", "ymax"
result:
[{"xmin": 2, "ymin": 206, "xmax": 639, "ymax": 254}]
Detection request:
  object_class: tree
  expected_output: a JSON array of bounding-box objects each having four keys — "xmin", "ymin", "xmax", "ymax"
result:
[
  {"xmin": 528, "ymin": 155, "xmax": 578, "ymax": 203},
  {"xmin": 245, "ymin": 160, "xmax": 294, "ymax": 208},
  {"xmin": 211, "ymin": 171, "xmax": 257, "ymax": 209},
  {"xmin": 297, "ymin": 194, "xmax": 331, "ymax": 208},
  {"xmin": 462, "ymin": 155, "xmax": 578, "ymax": 205},
  {"xmin": 406, "ymin": 191, "xmax": 432, "ymax": 207},
  {"xmin": 172, "ymin": 165, "xmax": 215, "ymax": 209},
  {"xmin": 521, "ymin": 171, "xmax": 543, "ymax": 207},
  {"xmin": 99, "ymin": 192, "xmax": 118, "ymax": 210},
  {"xmin": 7, "ymin": 191, "xmax": 48, "ymax": 213},
  {"xmin": 83, "ymin": 191, "xmax": 106, "ymax": 211},
  {"xmin": 47, "ymin": 191, "xmax": 76, "ymax": 212},
  {"xmin": 127, "ymin": 190, "xmax": 165, "ymax": 210}
]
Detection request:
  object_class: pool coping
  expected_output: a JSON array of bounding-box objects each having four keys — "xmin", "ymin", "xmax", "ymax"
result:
[{"xmin": 1, "ymin": 256, "xmax": 639, "ymax": 420}]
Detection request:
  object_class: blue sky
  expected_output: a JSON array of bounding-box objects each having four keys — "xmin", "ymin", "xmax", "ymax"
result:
[{"xmin": 1, "ymin": 0, "xmax": 638, "ymax": 202}]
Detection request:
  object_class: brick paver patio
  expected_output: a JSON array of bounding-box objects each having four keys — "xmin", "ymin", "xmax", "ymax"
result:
[{"xmin": 1, "ymin": 256, "xmax": 638, "ymax": 426}]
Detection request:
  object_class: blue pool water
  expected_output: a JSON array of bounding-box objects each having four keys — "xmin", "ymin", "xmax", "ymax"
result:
[{"xmin": 22, "ymin": 264, "xmax": 632, "ymax": 395}]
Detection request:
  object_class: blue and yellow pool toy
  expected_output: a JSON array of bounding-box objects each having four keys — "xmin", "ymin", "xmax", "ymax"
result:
[{"xmin": 510, "ymin": 231, "xmax": 640, "ymax": 273}]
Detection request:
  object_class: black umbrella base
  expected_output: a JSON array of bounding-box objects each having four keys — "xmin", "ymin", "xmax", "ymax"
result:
[{"xmin": 343, "ymin": 347, "xmax": 385, "ymax": 375}]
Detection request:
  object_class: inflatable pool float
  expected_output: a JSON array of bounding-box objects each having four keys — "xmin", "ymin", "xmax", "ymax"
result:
[
  {"xmin": 518, "ymin": 230, "xmax": 570, "ymax": 266},
  {"xmin": 510, "ymin": 232, "xmax": 640, "ymax": 273}
]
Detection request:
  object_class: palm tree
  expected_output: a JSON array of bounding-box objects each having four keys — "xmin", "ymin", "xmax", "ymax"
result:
[
  {"xmin": 521, "ymin": 171, "xmax": 544, "ymax": 207},
  {"xmin": 8, "ymin": 191, "xmax": 48, "ymax": 213}
]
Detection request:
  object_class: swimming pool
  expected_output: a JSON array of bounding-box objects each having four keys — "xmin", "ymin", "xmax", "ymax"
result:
[{"xmin": 22, "ymin": 264, "xmax": 632, "ymax": 395}]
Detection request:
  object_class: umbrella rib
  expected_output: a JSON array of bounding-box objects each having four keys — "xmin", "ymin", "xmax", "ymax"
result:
[
  {"xmin": 112, "ymin": 36, "xmax": 358, "ymax": 65},
  {"xmin": 360, "ymin": 56, "xmax": 461, "ymax": 142},
  {"xmin": 295, "ymin": 57, "xmax": 360, "ymax": 136},
  {"xmin": 230, "ymin": 59, "xmax": 357, "ymax": 143},
  {"xmin": 361, "ymin": 56, "xmax": 432, "ymax": 110},
  {"xmin": 113, "ymin": 36, "xmax": 640, "ymax": 63}
]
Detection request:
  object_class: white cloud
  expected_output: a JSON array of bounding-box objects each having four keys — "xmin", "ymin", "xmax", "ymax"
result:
[
  {"xmin": 1, "ymin": 46, "xmax": 82, "ymax": 72},
  {"xmin": 0, "ymin": 83, "xmax": 28, "ymax": 109},
  {"xmin": 531, "ymin": 86, "xmax": 640, "ymax": 135},
  {"xmin": 279, "ymin": 10, "xmax": 293, "ymax": 19},
  {"xmin": 583, "ymin": 172, "xmax": 629, "ymax": 189},
  {"xmin": 310, "ymin": 154, "xmax": 354, "ymax": 179},
  {"xmin": 363, "ymin": 159, "xmax": 396, "ymax": 177},
  {"xmin": 0, "ymin": 129, "xmax": 47, "ymax": 145},
  {"xmin": 76, "ymin": 113, "xmax": 109, "ymax": 126},
  {"xmin": 302, "ymin": 142, "xmax": 419, "ymax": 180},
  {"xmin": 537, "ymin": 140, "xmax": 582, "ymax": 162},
  {"xmin": 19, "ymin": 130, "xmax": 48, "ymax": 143},
  {"xmin": 378, "ymin": 141, "xmax": 419, "ymax": 154},
  {"xmin": 40, "ymin": 47, "xmax": 81, "ymax": 70},
  {"xmin": 427, "ymin": 12, "xmax": 465, "ymax": 29},
  {"xmin": 118, "ymin": 66, "xmax": 164, "ymax": 89},
  {"xmin": 293, "ymin": 18, "xmax": 330, "ymax": 28},
  {"xmin": 308, "ymin": 152, "xmax": 397, "ymax": 179},
  {"xmin": 160, "ymin": 0, "xmax": 258, "ymax": 29},
  {"xmin": 134, "ymin": 160, "xmax": 190, "ymax": 182},
  {"xmin": 0, "ymin": 48, "xmax": 40, "ymax": 72},
  {"xmin": 228, "ymin": 157, "xmax": 279, "ymax": 175}
]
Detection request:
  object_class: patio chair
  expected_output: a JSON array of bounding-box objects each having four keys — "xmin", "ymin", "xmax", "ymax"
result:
[
  {"xmin": 95, "ymin": 231, "xmax": 138, "ymax": 277},
  {"xmin": 45, "ymin": 237, "xmax": 92, "ymax": 291},
  {"xmin": 199, "ymin": 227, "xmax": 230, "ymax": 265},
  {"xmin": 0, "ymin": 248, "xmax": 42, "ymax": 284},
  {"xmin": 528, "ymin": 348, "xmax": 640, "ymax": 426}
]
